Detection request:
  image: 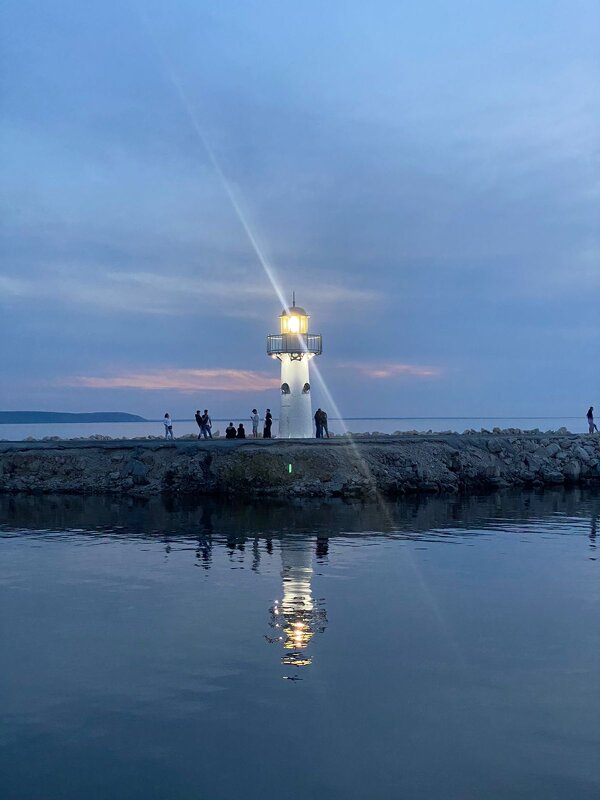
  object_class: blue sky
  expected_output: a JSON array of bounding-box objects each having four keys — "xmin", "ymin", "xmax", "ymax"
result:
[{"xmin": 1, "ymin": 0, "xmax": 598, "ymax": 419}]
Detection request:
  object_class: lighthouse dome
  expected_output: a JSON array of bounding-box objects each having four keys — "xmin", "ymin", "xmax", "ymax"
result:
[{"xmin": 281, "ymin": 306, "xmax": 307, "ymax": 317}]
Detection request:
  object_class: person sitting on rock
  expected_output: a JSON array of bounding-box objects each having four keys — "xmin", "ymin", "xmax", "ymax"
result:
[
  {"xmin": 236, "ymin": 423, "xmax": 246, "ymax": 439},
  {"xmin": 225, "ymin": 422, "xmax": 237, "ymax": 439}
]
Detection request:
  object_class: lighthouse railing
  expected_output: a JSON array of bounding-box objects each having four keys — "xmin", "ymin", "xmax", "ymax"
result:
[{"xmin": 267, "ymin": 333, "xmax": 322, "ymax": 356}]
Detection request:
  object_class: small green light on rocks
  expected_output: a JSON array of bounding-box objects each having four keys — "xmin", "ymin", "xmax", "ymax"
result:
[{"xmin": 288, "ymin": 463, "xmax": 293, "ymax": 474}]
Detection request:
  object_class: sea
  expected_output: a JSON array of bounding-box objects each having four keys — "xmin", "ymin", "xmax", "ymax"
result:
[
  {"xmin": 0, "ymin": 416, "xmax": 587, "ymax": 441},
  {"xmin": 1, "ymin": 489, "xmax": 599, "ymax": 799}
]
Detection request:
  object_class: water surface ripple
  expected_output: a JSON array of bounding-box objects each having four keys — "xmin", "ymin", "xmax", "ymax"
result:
[{"xmin": 1, "ymin": 489, "xmax": 599, "ymax": 800}]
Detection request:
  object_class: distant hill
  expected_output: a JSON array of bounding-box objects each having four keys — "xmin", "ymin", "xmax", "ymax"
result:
[{"xmin": 0, "ymin": 411, "xmax": 147, "ymax": 424}]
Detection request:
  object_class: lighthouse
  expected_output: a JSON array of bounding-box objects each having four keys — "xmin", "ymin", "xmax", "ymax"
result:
[{"xmin": 267, "ymin": 296, "xmax": 322, "ymax": 438}]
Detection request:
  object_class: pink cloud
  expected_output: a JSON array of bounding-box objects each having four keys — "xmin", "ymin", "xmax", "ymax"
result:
[
  {"xmin": 70, "ymin": 369, "xmax": 280, "ymax": 393},
  {"xmin": 338, "ymin": 362, "xmax": 442, "ymax": 379}
]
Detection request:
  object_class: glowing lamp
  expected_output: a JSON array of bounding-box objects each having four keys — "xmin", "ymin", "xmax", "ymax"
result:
[{"xmin": 280, "ymin": 308, "xmax": 308, "ymax": 335}]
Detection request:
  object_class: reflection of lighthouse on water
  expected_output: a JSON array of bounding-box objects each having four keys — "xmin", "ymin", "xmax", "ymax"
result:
[{"xmin": 269, "ymin": 538, "xmax": 327, "ymax": 667}]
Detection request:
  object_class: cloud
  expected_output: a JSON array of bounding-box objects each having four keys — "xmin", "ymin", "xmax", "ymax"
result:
[
  {"xmin": 0, "ymin": 264, "xmax": 381, "ymax": 318},
  {"xmin": 339, "ymin": 362, "xmax": 442, "ymax": 379},
  {"xmin": 68, "ymin": 368, "xmax": 280, "ymax": 392},
  {"xmin": 0, "ymin": 276, "xmax": 31, "ymax": 296},
  {"xmin": 0, "ymin": 267, "xmax": 273, "ymax": 317}
]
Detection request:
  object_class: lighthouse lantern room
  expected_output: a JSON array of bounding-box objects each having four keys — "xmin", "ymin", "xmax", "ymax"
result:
[{"xmin": 267, "ymin": 295, "xmax": 322, "ymax": 438}]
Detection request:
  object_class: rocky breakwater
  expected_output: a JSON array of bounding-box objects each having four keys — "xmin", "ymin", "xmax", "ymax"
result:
[{"xmin": 1, "ymin": 433, "xmax": 599, "ymax": 498}]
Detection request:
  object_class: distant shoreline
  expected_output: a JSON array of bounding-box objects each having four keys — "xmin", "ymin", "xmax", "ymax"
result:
[
  {"xmin": 0, "ymin": 412, "xmax": 146, "ymax": 425},
  {"xmin": 1, "ymin": 414, "xmax": 582, "ymax": 424}
]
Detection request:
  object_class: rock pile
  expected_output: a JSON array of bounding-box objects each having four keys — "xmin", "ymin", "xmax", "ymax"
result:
[
  {"xmin": 0, "ymin": 434, "xmax": 598, "ymax": 499},
  {"xmin": 0, "ymin": 433, "xmax": 600, "ymax": 496}
]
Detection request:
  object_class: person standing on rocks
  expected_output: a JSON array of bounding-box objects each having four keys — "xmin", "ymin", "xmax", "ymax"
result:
[
  {"xmin": 164, "ymin": 413, "xmax": 174, "ymax": 440},
  {"xmin": 263, "ymin": 409, "xmax": 273, "ymax": 438},
  {"xmin": 322, "ymin": 409, "xmax": 329, "ymax": 438},
  {"xmin": 200, "ymin": 409, "xmax": 213, "ymax": 439},
  {"xmin": 195, "ymin": 409, "xmax": 203, "ymax": 440},
  {"xmin": 314, "ymin": 408, "xmax": 323, "ymax": 438},
  {"xmin": 251, "ymin": 409, "xmax": 260, "ymax": 438},
  {"xmin": 588, "ymin": 407, "xmax": 598, "ymax": 434}
]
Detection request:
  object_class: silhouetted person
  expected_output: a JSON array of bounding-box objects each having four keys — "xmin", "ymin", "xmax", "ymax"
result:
[
  {"xmin": 237, "ymin": 423, "xmax": 246, "ymax": 439},
  {"xmin": 251, "ymin": 409, "xmax": 260, "ymax": 438},
  {"xmin": 322, "ymin": 409, "xmax": 329, "ymax": 438},
  {"xmin": 263, "ymin": 408, "xmax": 273, "ymax": 438},
  {"xmin": 196, "ymin": 537, "xmax": 212, "ymax": 571},
  {"xmin": 316, "ymin": 533, "xmax": 329, "ymax": 560},
  {"xmin": 252, "ymin": 537, "xmax": 261, "ymax": 572},
  {"xmin": 163, "ymin": 413, "xmax": 173, "ymax": 440},
  {"xmin": 195, "ymin": 409, "xmax": 203, "ymax": 440},
  {"xmin": 225, "ymin": 422, "xmax": 237, "ymax": 439},
  {"xmin": 587, "ymin": 406, "xmax": 598, "ymax": 433},
  {"xmin": 200, "ymin": 409, "xmax": 212, "ymax": 439},
  {"xmin": 314, "ymin": 408, "xmax": 324, "ymax": 438}
]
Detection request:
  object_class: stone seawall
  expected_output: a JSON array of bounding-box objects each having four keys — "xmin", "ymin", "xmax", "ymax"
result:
[{"xmin": 1, "ymin": 434, "xmax": 599, "ymax": 498}]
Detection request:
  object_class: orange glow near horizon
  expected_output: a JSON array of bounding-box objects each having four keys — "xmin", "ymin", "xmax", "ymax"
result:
[{"xmin": 70, "ymin": 368, "xmax": 280, "ymax": 393}]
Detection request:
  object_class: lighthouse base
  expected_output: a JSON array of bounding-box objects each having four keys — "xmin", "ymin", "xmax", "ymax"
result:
[{"xmin": 278, "ymin": 356, "xmax": 313, "ymax": 438}]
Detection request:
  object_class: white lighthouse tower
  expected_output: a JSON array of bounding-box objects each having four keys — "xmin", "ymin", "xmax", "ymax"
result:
[{"xmin": 267, "ymin": 295, "xmax": 322, "ymax": 438}]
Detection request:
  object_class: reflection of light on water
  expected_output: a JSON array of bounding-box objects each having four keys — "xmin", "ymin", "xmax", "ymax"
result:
[{"xmin": 268, "ymin": 539, "xmax": 327, "ymax": 667}]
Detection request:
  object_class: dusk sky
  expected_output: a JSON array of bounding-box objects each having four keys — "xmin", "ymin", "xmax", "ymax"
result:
[{"xmin": 1, "ymin": 0, "xmax": 598, "ymax": 420}]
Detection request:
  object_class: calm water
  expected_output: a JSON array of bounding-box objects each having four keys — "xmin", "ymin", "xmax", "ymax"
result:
[
  {"xmin": 1, "ymin": 490, "xmax": 599, "ymax": 800},
  {"xmin": 0, "ymin": 415, "xmax": 585, "ymax": 441}
]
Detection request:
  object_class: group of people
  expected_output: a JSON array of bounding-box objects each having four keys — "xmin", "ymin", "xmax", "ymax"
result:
[
  {"xmin": 209, "ymin": 407, "xmax": 274, "ymax": 440},
  {"xmin": 225, "ymin": 422, "xmax": 246, "ymax": 439},
  {"xmin": 226, "ymin": 409, "xmax": 273, "ymax": 439},
  {"xmin": 162, "ymin": 409, "xmax": 274, "ymax": 440},
  {"xmin": 314, "ymin": 408, "xmax": 329, "ymax": 438},
  {"xmin": 195, "ymin": 409, "xmax": 213, "ymax": 439},
  {"xmin": 165, "ymin": 407, "xmax": 597, "ymax": 439}
]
